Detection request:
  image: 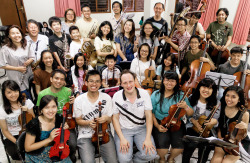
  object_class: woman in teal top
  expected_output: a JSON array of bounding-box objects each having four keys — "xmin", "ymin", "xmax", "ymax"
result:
[{"xmin": 151, "ymin": 70, "xmax": 193, "ymax": 163}]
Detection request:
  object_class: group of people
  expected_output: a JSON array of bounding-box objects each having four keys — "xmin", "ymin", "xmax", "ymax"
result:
[{"xmin": 0, "ymin": 1, "xmax": 249, "ymax": 163}]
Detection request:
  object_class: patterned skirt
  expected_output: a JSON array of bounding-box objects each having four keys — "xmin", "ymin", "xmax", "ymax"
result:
[{"xmin": 25, "ymin": 146, "xmax": 72, "ymax": 163}]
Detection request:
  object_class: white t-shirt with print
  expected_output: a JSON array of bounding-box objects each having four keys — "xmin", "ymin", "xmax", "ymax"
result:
[
  {"xmin": 0, "ymin": 99, "xmax": 34, "ymax": 137},
  {"xmin": 73, "ymin": 92, "xmax": 113, "ymax": 139},
  {"xmin": 112, "ymin": 88, "xmax": 152, "ymax": 129}
]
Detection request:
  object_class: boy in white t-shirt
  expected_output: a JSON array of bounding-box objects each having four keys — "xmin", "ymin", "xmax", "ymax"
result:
[
  {"xmin": 102, "ymin": 55, "xmax": 121, "ymax": 88},
  {"xmin": 73, "ymin": 70, "xmax": 117, "ymax": 163},
  {"xmin": 112, "ymin": 70, "xmax": 157, "ymax": 162},
  {"xmin": 69, "ymin": 26, "xmax": 84, "ymax": 59}
]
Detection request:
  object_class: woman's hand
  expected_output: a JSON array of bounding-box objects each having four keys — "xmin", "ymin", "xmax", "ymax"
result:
[{"xmin": 49, "ymin": 128, "xmax": 60, "ymax": 142}]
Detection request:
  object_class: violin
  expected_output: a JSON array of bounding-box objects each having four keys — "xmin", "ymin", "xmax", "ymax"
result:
[
  {"xmin": 82, "ymin": 70, "xmax": 88, "ymax": 92},
  {"xmin": 161, "ymin": 88, "xmax": 191, "ymax": 132},
  {"xmin": 223, "ymin": 107, "xmax": 247, "ymax": 156},
  {"xmin": 181, "ymin": 41, "xmax": 211, "ymax": 94},
  {"xmin": 141, "ymin": 55, "xmax": 155, "ymax": 95},
  {"xmin": 18, "ymin": 93, "xmax": 33, "ymax": 135},
  {"xmin": 49, "ymin": 106, "xmax": 70, "ymax": 161},
  {"xmin": 92, "ymin": 101, "xmax": 109, "ymax": 148},
  {"xmin": 107, "ymin": 67, "xmax": 118, "ymax": 87},
  {"xmin": 234, "ymin": 45, "xmax": 250, "ymax": 109},
  {"xmin": 192, "ymin": 103, "xmax": 221, "ymax": 138},
  {"xmin": 64, "ymin": 85, "xmax": 76, "ymax": 129},
  {"xmin": 210, "ymin": 26, "xmax": 230, "ymax": 68}
]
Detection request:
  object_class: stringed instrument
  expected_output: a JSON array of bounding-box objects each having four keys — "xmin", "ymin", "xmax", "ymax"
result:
[
  {"xmin": 82, "ymin": 70, "xmax": 88, "ymax": 92},
  {"xmin": 18, "ymin": 93, "xmax": 33, "ymax": 135},
  {"xmin": 141, "ymin": 55, "xmax": 155, "ymax": 95},
  {"xmin": 107, "ymin": 68, "xmax": 118, "ymax": 87},
  {"xmin": 161, "ymin": 88, "xmax": 191, "ymax": 132},
  {"xmin": 234, "ymin": 45, "xmax": 250, "ymax": 109},
  {"xmin": 64, "ymin": 85, "xmax": 76, "ymax": 129},
  {"xmin": 192, "ymin": 103, "xmax": 221, "ymax": 138},
  {"xmin": 223, "ymin": 107, "xmax": 248, "ymax": 156},
  {"xmin": 210, "ymin": 26, "xmax": 230, "ymax": 68},
  {"xmin": 181, "ymin": 41, "xmax": 211, "ymax": 94},
  {"xmin": 92, "ymin": 101, "xmax": 109, "ymax": 145},
  {"xmin": 49, "ymin": 106, "xmax": 70, "ymax": 161}
]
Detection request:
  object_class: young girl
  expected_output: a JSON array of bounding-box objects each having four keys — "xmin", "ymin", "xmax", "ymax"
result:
[
  {"xmin": 182, "ymin": 78, "xmax": 220, "ymax": 163},
  {"xmin": 151, "ymin": 70, "xmax": 193, "ymax": 163},
  {"xmin": 25, "ymin": 95, "xmax": 72, "ymax": 163},
  {"xmin": 139, "ymin": 21, "xmax": 159, "ymax": 60},
  {"xmin": 71, "ymin": 53, "xmax": 88, "ymax": 95},
  {"xmin": 0, "ymin": 25, "xmax": 34, "ymax": 98},
  {"xmin": 0, "ymin": 80, "xmax": 35, "ymax": 160},
  {"xmin": 130, "ymin": 43, "xmax": 156, "ymax": 85},
  {"xmin": 33, "ymin": 50, "xmax": 57, "ymax": 95},
  {"xmin": 156, "ymin": 53, "xmax": 180, "ymax": 80},
  {"xmin": 211, "ymin": 86, "xmax": 249, "ymax": 163},
  {"xmin": 94, "ymin": 21, "xmax": 117, "ymax": 70},
  {"xmin": 115, "ymin": 19, "xmax": 138, "ymax": 64},
  {"xmin": 61, "ymin": 8, "xmax": 76, "ymax": 34}
]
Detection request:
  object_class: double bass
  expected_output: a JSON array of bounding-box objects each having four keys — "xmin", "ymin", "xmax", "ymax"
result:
[
  {"xmin": 192, "ymin": 104, "xmax": 221, "ymax": 138},
  {"xmin": 234, "ymin": 45, "xmax": 250, "ymax": 109},
  {"xmin": 223, "ymin": 107, "xmax": 247, "ymax": 156},
  {"xmin": 161, "ymin": 88, "xmax": 191, "ymax": 132},
  {"xmin": 181, "ymin": 41, "xmax": 211, "ymax": 94},
  {"xmin": 49, "ymin": 106, "xmax": 70, "ymax": 161},
  {"xmin": 18, "ymin": 93, "xmax": 33, "ymax": 135}
]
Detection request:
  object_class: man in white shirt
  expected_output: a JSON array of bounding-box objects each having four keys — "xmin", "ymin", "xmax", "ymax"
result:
[
  {"xmin": 25, "ymin": 19, "xmax": 48, "ymax": 66},
  {"xmin": 73, "ymin": 70, "xmax": 117, "ymax": 163},
  {"xmin": 112, "ymin": 70, "xmax": 157, "ymax": 162}
]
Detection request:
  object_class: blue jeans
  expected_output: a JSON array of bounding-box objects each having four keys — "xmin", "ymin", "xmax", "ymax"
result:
[
  {"xmin": 114, "ymin": 125, "xmax": 157, "ymax": 163},
  {"xmin": 77, "ymin": 132, "xmax": 117, "ymax": 163}
]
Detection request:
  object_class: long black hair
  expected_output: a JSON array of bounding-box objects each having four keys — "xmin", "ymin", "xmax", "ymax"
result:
[
  {"xmin": 39, "ymin": 50, "xmax": 57, "ymax": 70},
  {"xmin": 189, "ymin": 78, "xmax": 218, "ymax": 110},
  {"xmin": 121, "ymin": 19, "xmax": 135, "ymax": 44},
  {"xmin": 1, "ymin": 80, "xmax": 22, "ymax": 114},
  {"xmin": 74, "ymin": 53, "xmax": 87, "ymax": 77},
  {"xmin": 39, "ymin": 95, "xmax": 58, "ymax": 114},
  {"xmin": 157, "ymin": 70, "xmax": 180, "ymax": 111},
  {"xmin": 138, "ymin": 43, "xmax": 151, "ymax": 61},
  {"xmin": 140, "ymin": 21, "xmax": 155, "ymax": 44},
  {"xmin": 160, "ymin": 53, "xmax": 176, "ymax": 78},
  {"xmin": 96, "ymin": 21, "xmax": 114, "ymax": 41}
]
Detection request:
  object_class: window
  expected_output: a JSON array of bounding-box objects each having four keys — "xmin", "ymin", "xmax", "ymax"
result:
[
  {"xmin": 123, "ymin": 0, "xmax": 144, "ymax": 12},
  {"xmin": 80, "ymin": 0, "xmax": 111, "ymax": 13}
]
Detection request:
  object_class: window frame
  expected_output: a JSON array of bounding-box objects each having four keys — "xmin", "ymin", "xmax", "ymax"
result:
[
  {"xmin": 123, "ymin": 0, "xmax": 144, "ymax": 12},
  {"xmin": 80, "ymin": 0, "xmax": 111, "ymax": 14}
]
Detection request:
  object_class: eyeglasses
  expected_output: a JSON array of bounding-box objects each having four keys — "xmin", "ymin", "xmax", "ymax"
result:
[
  {"xmin": 190, "ymin": 41, "xmax": 199, "ymax": 44},
  {"xmin": 87, "ymin": 80, "xmax": 101, "ymax": 84},
  {"xmin": 163, "ymin": 79, "xmax": 176, "ymax": 83},
  {"xmin": 67, "ymin": 14, "xmax": 74, "ymax": 16}
]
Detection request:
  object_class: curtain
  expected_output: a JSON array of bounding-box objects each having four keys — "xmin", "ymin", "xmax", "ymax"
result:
[
  {"xmin": 54, "ymin": 0, "xmax": 81, "ymax": 17},
  {"xmin": 198, "ymin": 0, "xmax": 220, "ymax": 30},
  {"xmin": 232, "ymin": 0, "xmax": 250, "ymax": 45}
]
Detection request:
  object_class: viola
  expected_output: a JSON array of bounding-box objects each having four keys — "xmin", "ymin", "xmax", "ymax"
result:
[
  {"xmin": 223, "ymin": 107, "xmax": 247, "ymax": 156},
  {"xmin": 192, "ymin": 103, "xmax": 221, "ymax": 138},
  {"xmin": 18, "ymin": 93, "xmax": 33, "ymax": 135},
  {"xmin": 234, "ymin": 45, "xmax": 250, "ymax": 109},
  {"xmin": 92, "ymin": 101, "xmax": 109, "ymax": 147},
  {"xmin": 161, "ymin": 88, "xmax": 191, "ymax": 132},
  {"xmin": 141, "ymin": 55, "xmax": 155, "ymax": 95},
  {"xmin": 181, "ymin": 41, "xmax": 211, "ymax": 94},
  {"xmin": 49, "ymin": 106, "xmax": 70, "ymax": 161},
  {"xmin": 64, "ymin": 85, "xmax": 76, "ymax": 129},
  {"xmin": 82, "ymin": 70, "xmax": 88, "ymax": 92},
  {"xmin": 210, "ymin": 26, "xmax": 230, "ymax": 68}
]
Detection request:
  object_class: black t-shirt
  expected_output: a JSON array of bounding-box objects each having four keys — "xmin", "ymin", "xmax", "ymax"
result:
[
  {"xmin": 146, "ymin": 17, "xmax": 168, "ymax": 37},
  {"xmin": 49, "ymin": 33, "xmax": 71, "ymax": 66}
]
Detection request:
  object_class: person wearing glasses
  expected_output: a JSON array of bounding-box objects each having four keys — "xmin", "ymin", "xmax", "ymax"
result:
[{"xmin": 73, "ymin": 70, "xmax": 118, "ymax": 163}]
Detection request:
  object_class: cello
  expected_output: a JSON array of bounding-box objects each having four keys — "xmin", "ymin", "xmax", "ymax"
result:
[
  {"xmin": 18, "ymin": 93, "xmax": 33, "ymax": 135},
  {"xmin": 92, "ymin": 101, "xmax": 109, "ymax": 159},
  {"xmin": 210, "ymin": 26, "xmax": 230, "ymax": 68},
  {"xmin": 107, "ymin": 66, "xmax": 118, "ymax": 87},
  {"xmin": 223, "ymin": 107, "xmax": 248, "ymax": 156},
  {"xmin": 141, "ymin": 54, "xmax": 155, "ymax": 95},
  {"xmin": 64, "ymin": 85, "xmax": 76, "ymax": 129},
  {"xmin": 234, "ymin": 45, "xmax": 250, "ymax": 109},
  {"xmin": 49, "ymin": 106, "xmax": 70, "ymax": 161},
  {"xmin": 181, "ymin": 41, "xmax": 211, "ymax": 94},
  {"xmin": 161, "ymin": 88, "xmax": 191, "ymax": 132},
  {"xmin": 192, "ymin": 103, "xmax": 221, "ymax": 138}
]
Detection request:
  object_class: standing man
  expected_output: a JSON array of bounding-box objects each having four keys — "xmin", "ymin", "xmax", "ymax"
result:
[
  {"xmin": 73, "ymin": 70, "xmax": 117, "ymax": 163},
  {"xmin": 25, "ymin": 19, "xmax": 48, "ymax": 68},
  {"xmin": 112, "ymin": 70, "xmax": 157, "ymax": 162},
  {"xmin": 76, "ymin": 4, "xmax": 99, "ymax": 41}
]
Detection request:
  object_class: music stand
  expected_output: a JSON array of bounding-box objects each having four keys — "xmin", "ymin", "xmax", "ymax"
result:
[
  {"xmin": 205, "ymin": 71, "xmax": 236, "ymax": 90},
  {"xmin": 183, "ymin": 135, "xmax": 238, "ymax": 163},
  {"xmin": 118, "ymin": 61, "xmax": 131, "ymax": 70}
]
